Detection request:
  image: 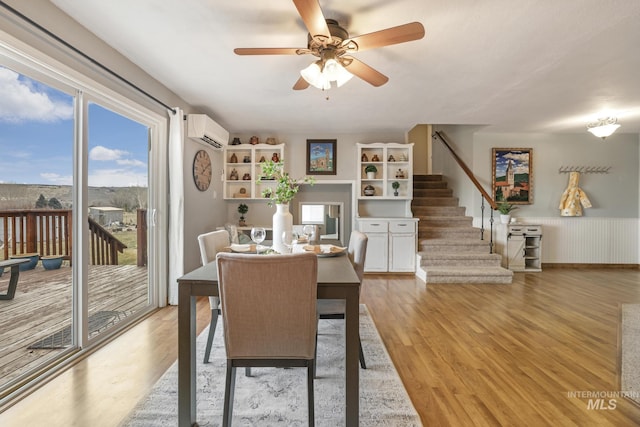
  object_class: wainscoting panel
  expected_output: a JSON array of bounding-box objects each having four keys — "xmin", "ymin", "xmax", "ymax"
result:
[{"xmin": 481, "ymin": 217, "xmax": 639, "ymax": 264}]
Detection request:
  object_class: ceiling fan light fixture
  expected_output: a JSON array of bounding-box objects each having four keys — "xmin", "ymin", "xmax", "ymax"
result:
[
  {"xmin": 587, "ymin": 117, "xmax": 620, "ymax": 140},
  {"xmin": 300, "ymin": 58, "xmax": 353, "ymax": 90},
  {"xmin": 300, "ymin": 61, "xmax": 326, "ymax": 89},
  {"xmin": 325, "ymin": 59, "xmax": 354, "ymax": 87}
]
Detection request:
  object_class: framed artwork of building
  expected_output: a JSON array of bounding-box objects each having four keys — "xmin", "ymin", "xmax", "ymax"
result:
[
  {"xmin": 306, "ymin": 139, "xmax": 336, "ymax": 175},
  {"xmin": 492, "ymin": 148, "xmax": 532, "ymax": 204}
]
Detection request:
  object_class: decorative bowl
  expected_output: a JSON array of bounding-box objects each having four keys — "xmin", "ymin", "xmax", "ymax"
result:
[
  {"xmin": 42, "ymin": 256, "xmax": 64, "ymax": 270},
  {"xmin": 363, "ymin": 185, "xmax": 376, "ymax": 196},
  {"xmin": 10, "ymin": 253, "xmax": 39, "ymax": 271}
]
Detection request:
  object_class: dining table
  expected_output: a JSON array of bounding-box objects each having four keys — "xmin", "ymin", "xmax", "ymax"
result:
[{"xmin": 177, "ymin": 251, "xmax": 361, "ymax": 426}]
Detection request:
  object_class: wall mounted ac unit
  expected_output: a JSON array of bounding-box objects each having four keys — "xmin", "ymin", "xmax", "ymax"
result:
[{"xmin": 186, "ymin": 114, "xmax": 229, "ymax": 149}]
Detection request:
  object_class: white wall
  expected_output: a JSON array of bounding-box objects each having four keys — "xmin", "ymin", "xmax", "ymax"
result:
[{"xmin": 434, "ymin": 126, "xmax": 640, "ymax": 264}]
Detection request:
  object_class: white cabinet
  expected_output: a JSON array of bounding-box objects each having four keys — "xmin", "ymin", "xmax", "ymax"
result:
[
  {"xmin": 389, "ymin": 220, "xmax": 417, "ymax": 272},
  {"xmin": 501, "ymin": 224, "xmax": 542, "ymax": 272},
  {"xmin": 359, "ymin": 220, "xmax": 388, "ymax": 272},
  {"xmin": 359, "ymin": 218, "xmax": 418, "ymax": 272},
  {"xmin": 223, "ymin": 144, "xmax": 284, "ymax": 200}
]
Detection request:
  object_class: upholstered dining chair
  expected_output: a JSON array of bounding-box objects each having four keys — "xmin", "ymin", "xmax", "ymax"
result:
[
  {"xmin": 216, "ymin": 252, "xmax": 318, "ymax": 427},
  {"xmin": 197, "ymin": 229, "xmax": 231, "ymax": 364},
  {"xmin": 316, "ymin": 230, "xmax": 368, "ymax": 372}
]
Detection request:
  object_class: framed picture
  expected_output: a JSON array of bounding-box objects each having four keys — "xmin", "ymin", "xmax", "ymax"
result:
[
  {"xmin": 492, "ymin": 148, "xmax": 532, "ymax": 204},
  {"xmin": 306, "ymin": 139, "xmax": 337, "ymax": 175}
]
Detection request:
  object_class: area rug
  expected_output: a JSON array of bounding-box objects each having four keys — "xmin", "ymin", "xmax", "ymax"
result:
[
  {"xmin": 620, "ymin": 304, "xmax": 640, "ymax": 406},
  {"xmin": 122, "ymin": 305, "xmax": 422, "ymax": 426},
  {"xmin": 28, "ymin": 310, "xmax": 127, "ymax": 349}
]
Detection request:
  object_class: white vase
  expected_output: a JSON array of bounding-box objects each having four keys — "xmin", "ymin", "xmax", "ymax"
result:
[
  {"xmin": 272, "ymin": 203, "xmax": 293, "ymax": 254},
  {"xmin": 366, "ymin": 171, "xmax": 376, "ymax": 179},
  {"xmin": 500, "ymin": 214, "xmax": 511, "ymax": 224}
]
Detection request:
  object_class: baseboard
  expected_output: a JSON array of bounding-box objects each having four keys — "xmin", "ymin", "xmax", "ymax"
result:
[{"xmin": 543, "ymin": 263, "xmax": 640, "ymax": 269}]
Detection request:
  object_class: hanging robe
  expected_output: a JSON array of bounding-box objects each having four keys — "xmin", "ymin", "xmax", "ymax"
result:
[{"xmin": 559, "ymin": 171, "xmax": 592, "ymax": 216}]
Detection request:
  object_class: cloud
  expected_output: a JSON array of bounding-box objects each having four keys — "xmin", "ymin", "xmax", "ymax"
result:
[
  {"xmin": 0, "ymin": 67, "xmax": 73, "ymax": 123},
  {"xmin": 89, "ymin": 145, "xmax": 129, "ymax": 161},
  {"xmin": 116, "ymin": 158, "xmax": 146, "ymax": 168},
  {"xmin": 89, "ymin": 168, "xmax": 147, "ymax": 187},
  {"xmin": 40, "ymin": 172, "xmax": 73, "ymax": 185}
]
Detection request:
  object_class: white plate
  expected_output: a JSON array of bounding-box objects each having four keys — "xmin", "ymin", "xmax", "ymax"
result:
[
  {"xmin": 229, "ymin": 244, "xmax": 252, "ymax": 253},
  {"xmin": 303, "ymin": 245, "xmax": 347, "ymax": 257}
]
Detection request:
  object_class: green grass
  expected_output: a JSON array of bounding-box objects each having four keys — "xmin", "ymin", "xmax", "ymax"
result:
[{"xmin": 113, "ymin": 230, "xmax": 139, "ymax": 265}]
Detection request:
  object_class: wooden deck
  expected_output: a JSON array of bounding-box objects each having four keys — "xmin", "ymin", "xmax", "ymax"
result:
[{"xmin": 0, "ymin": 263, "xmax": 148, "ymax": 389}]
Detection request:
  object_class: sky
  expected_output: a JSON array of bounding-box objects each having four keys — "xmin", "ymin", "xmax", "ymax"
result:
[
  {"xmin": 0, "ymin": 66, "xmax": 148, "ymax": 187},
  {"xmin": 494, "ymin": 150, "xmax": 530, "ymax": 178}
]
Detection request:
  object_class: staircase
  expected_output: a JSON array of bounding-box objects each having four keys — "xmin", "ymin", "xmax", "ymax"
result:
[{"xmin": 413, "ymin": 175, "xmax": 513, "ymax": 284}]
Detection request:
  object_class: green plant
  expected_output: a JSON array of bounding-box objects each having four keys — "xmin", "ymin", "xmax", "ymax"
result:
[
  {"xmin": 237, "ymin": 203, "xmax": 248, "ymax": 221},
  {"xmin": 392, "ymin": 181, "xmax": 400, "ymax": 190},
  {"xmin": 258, "ymin": 160, "xmax": 315, "ymax": 206},
  {"xmin": 364, "ymin": 164, "xmax": 378, "ymax": 173},
  {"xmin": 496, "ymin": 202, "xmax": 518, "ymax": 215}
]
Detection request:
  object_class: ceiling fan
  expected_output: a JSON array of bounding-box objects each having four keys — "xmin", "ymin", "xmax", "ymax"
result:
[{"xmin": 233, "ymin": 0, "xmax": 425, "ymax": 90}]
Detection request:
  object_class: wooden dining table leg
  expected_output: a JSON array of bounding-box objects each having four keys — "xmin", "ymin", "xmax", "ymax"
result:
[
  {"xmin": 178, "ymin": 284, "xmax": 198, "ymax": 427},
  {"xmin": 344, "ymin": 285, "xmax": 360, "ymax": 426}
]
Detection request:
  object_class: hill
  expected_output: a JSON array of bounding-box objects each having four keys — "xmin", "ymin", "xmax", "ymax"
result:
[{"xmin": 0, "ymin": 183, "xmax": 147, "ymax": 211}]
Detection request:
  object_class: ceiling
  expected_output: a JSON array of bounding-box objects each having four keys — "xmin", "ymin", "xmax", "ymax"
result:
[{"xmin": 50, "ymin": 0, "xmax": 640, "ymax": 136}]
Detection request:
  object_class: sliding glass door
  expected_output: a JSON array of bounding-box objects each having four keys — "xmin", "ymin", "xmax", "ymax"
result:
[
  {"xmin": 0, "ymin": 49, "xmax": 164, "ymax": 401},
  {"xmin": 0, "ymin": 64, "xmax": 76, "ymax": 392},
  {"xmin": 85, "ymin": 101, "xmax": 152, "ymax": 339}
]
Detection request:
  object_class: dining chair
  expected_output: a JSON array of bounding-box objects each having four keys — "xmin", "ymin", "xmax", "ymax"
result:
[
  {"xmin": 216, "ymin": 252, "xmax": 318, "ymax": 427},
  {"xmin": 316, "ymin": 230, "xmax": 368, "ymax": 372},
  {"xmin": 197, "ymin": 229, "xmax": 231, "ymax": 364}
]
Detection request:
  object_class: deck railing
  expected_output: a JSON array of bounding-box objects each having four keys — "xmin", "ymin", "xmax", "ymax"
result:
[
  {"xmin": 88, "ymin": 216, "xmax": 127, "ymax": 265},
  {"xmin": 0, "ymin": 209, "xmax": 136, "ymax": 265}
]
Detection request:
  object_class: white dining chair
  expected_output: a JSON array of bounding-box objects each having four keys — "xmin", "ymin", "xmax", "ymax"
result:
[
  {"xmin": 197, "ymin": 229, "xmax": 230, "ymax": 364},
  {"xmin": 316, "ymin": 230, "xmax": 368, "ymax": 373}
]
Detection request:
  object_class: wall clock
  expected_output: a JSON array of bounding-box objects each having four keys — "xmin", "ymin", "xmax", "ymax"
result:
[{"xmin": 192, "ymin": 149, "xmax": 212, "ymax": 191}]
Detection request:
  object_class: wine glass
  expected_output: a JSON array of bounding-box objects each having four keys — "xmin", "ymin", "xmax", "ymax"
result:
[
  {"xmin": 302, "ymin": 225, "xmax": 315, "ymax": 244},
  {"xmin": 281, "ymin": 230, "xmax": 299, "ymax": 253},
  {"xmin": 250, "ymin": 227, "xmax": 266, "ymax": 252}
]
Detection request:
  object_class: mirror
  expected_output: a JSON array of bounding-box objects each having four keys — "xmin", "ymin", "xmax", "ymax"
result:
[{"xmin": 299, "ymin": 202, "xmax": 343, "ymax": 244}]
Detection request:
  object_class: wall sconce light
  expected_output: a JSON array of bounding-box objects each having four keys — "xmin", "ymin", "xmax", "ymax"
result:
[{"xmin": 587, "ymin": 117, "xmax": 620, "ymax": 140}]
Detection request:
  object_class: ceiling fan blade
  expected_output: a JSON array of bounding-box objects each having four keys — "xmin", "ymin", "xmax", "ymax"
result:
[
  {"xmin": 292, "ymin": 0, "xmax": 331, "ymax": 39},
  {"xmin": 343, "ymin": 57, "xmax": 389, "ymax": 87},
  {"xmin": 293, "ymin": 76, "xmax": 310, "ymax": 90},
  {"xmin": 345, "ymin": 22, "xmax": 425, "ymax": 52},
  {"xmin": 234, "ymin": 48, "xmax": 302, "ymax": 55}
]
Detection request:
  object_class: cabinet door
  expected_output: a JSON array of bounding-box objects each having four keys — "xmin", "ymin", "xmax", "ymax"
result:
[
  {"xmin": 507, "ymin": 235, "xmax": 525, "ymax": 270},
  {"xmin": 389, "ymin": 233, "xmax": 415, "ymax": 272},
  {"xmin": 363, "ymin": 232, "xmax": 388, "ymax": 272}
]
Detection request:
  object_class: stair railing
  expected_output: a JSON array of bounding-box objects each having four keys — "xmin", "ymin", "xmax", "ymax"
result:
[{"xmin": 432, "ymin": 130, "xmax": 497, "ymax": 253}]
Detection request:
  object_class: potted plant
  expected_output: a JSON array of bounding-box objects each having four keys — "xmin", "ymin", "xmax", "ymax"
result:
[
  {"xmin": 258, "ymin": 160, "xmax": 315, "ymax": 253},
  {"xmin": 392, "ymin": 181, "xmax": 400, "ymax": 196},
  {"xmin": 496, "ymin": 201, "xmax": 518, "ymax": 224},
  {"xmin": 237, "ymin": 203, "xmax": 248, "ymax": 226},
  {"xmin": 258, "ymin": 160, "xmax": 315, "ymax": 206},
  {"xmin": 365, "ymin": 164, "xmax": 378, "ymax": 179}
]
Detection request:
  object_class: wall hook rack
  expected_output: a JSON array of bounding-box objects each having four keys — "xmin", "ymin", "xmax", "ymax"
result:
[{"xmin": 558, "ymin": 166, "xmax": 611, "ymax": 174}]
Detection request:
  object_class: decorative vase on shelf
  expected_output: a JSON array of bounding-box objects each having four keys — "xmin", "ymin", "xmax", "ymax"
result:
[
  {"xmin": 272, "ymin": 203, "xmax": 293, "ymax": 254},
  {"xmin": 366, "ymin": 171, "xmax": 376, "ymax": 179},
  {"xmin": 363, "ymin": 185, "xmax": 375, "ymax": 196}
]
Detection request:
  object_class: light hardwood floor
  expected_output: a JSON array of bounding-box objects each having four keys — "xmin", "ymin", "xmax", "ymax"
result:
[{"xmin": 1, "ymin": 268, "xmax": 640, "ymax": 426}]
